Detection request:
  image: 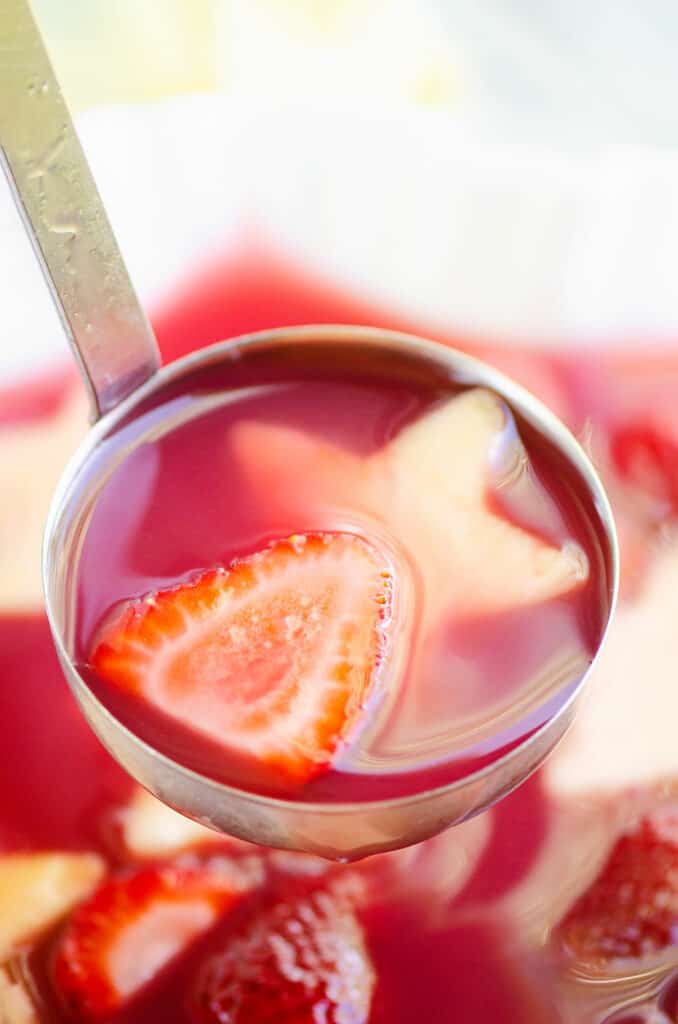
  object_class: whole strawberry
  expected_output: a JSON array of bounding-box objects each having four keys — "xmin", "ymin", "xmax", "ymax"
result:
[{"xmin": 190, "ymin": 888, "xmax": 376, "ymax": 1024}]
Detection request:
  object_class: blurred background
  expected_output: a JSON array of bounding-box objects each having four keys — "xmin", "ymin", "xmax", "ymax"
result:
[
  {"xmin": 4, "ymin": 1, "xmax": 678, "ymax": 380},
  {"xmin": 31, "ymin": 0, "xmax": 678, "ymax": 142}
]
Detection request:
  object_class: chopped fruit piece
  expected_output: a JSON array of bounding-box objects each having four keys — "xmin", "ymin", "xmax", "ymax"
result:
[
  {"xmin": 118, "ymin": 788, "xmax": 246, "ymax": 859},
  {"xmin": 90, "ymin": 533, "xmax": 391, "ymax": 783},
  {"xmin": 190, "ymin": 887, "xmax": 376, "ymax": 1024},
  {"xmin": 0, "ymin": 965, "xmax": 38, "ymax": 1024},
  {"xmin": 381, "ymin": 389, "xmax": 588, "ymax": 611},
  {"xmin": 546, "ymin": 539, "xmax": 678, "ymax": 798},
  {"xmin": 0, "ymin": 854, "xmax": 104, "ymax": 957},
  {"xmin": 52, "ymin": 858, "xmax": 258, "ymax": 1021},
  {"xmin": 555, "ymin": 805, "xmax": 678, "ymax": 971},
  {"xmin": 233, "ymin": 389, "xmax": 589, "ymax": 622}
]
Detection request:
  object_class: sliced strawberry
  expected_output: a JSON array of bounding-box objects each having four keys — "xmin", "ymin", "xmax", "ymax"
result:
[
  {"xmin": 555, "ymin": 805, "xmax": 678, "ymax": 971},
  {"xmin": 52, "ymin": 858, "xmax": 257, "ymax": 1020},
  {"xmin": 189, "ymin": 886, "xmax": 376, "ymax": 1024},
  {"xmin": 90, "ymin": 532, "xmax": 392, "ymax": 783}
]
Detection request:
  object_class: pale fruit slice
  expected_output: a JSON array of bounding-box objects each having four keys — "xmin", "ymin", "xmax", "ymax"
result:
[
  {"xmin": 119, "ymin": 788, "xmax": 237, "ymax": 859},
  {"xmin": 0, "ymin": 966, "xmax": 37, "ymax": 1024},
  {"xmin": 0, "ymin": 853, "xmax": 105, "ymax": 957},
  {"xmin": 380, "ymin": 389, "xmax": 589, "ymax": 616},
  {"xmin": 232, "ymin": 388, "xmax": 589, "ymax": 625},
  {"xmin": 546, "ymin": 537, "xmax": 678, "ymax": 799}
]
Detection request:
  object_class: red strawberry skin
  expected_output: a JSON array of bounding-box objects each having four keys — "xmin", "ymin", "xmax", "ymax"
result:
[
  {"xmin": 556, "ymin": 806, "xmax": 678, "ymax": 971},
  {"xmin": 53, "ymin": 859, "xmax": 252, "ymax": 1021},
  {"xmin": 189, "ymin": 888, "xmax": 376, "ymax": 1024}
]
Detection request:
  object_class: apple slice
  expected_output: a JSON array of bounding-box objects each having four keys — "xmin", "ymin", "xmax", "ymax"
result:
[
  {"xmin": 380, "ymin": 389, "xmax": 588, "ymax": 615},
  {"xmin": 232, "ymin": 388, "xmax": 589, "ymax": 623}
]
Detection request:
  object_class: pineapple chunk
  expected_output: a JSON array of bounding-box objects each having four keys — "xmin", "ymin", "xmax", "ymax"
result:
[{"xmin": 0, "ymin": 853, "xmax": 104, "ymax": 957}]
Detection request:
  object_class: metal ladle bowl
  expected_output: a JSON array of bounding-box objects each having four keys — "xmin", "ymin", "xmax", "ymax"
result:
[{"xmin": 1, "ymin": 1, "xmax": 618, "ymax": 860}]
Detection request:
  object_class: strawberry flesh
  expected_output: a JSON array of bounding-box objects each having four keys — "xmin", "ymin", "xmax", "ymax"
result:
[
  {"xmin": 52, "ymin": 859, "xmax": 255, "ymax": 1020},
  {"xmin": 555, "ymin": 805, "xmax": 678, "ymax": 971},
  {"xmin": 89, "ymin": 532, "xmax": 393, "ymax": 784},
  {"xmin": 189, "ymin": 887, "xmax": 376, "ymax": 1024}
]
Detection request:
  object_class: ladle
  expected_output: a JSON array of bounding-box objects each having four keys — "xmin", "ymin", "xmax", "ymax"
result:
[{"xmin": 0, "ymin": 0, "xmax": 618, "ymax": 859}]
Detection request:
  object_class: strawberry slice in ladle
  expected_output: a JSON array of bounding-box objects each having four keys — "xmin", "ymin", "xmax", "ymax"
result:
[{"xmin": 90, "ymin": 532, "xmax": 393, "ymax": 784}]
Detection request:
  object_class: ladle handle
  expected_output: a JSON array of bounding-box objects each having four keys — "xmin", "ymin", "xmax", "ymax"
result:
[{"xmin": 0, "ymin": 0, "xmax": 160, "ymax": 420}]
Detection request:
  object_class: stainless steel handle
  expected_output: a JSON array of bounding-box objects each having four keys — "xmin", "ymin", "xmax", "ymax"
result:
[{"xmin": 0, "ymin": 0, "xmax": 160, "ymax": 420}]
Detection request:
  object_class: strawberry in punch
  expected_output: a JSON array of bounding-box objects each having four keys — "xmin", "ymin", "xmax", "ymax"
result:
[
  {"xmin": 71, "ymin": 349, "xmax": 606, "ymax": 810},
  {"xmin": 6, "ymin": 248, "xmax": 678, "ymax": 1023},
  {"xmin": 3, "ymin": 3, "xmax": 675, "ymax": 1018},
  {"xmin": 33, "ymin": 308, "xmax": 612, "ymax": 861}
]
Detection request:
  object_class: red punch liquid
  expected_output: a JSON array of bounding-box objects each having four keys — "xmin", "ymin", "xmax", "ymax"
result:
[
  {"xmin": 1, "ymin": 247, "xmax": 675, "ymax": 1024},
  {"xmin": 67, "ymin": 333, "xmax": 609, "ymax": 803}
]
